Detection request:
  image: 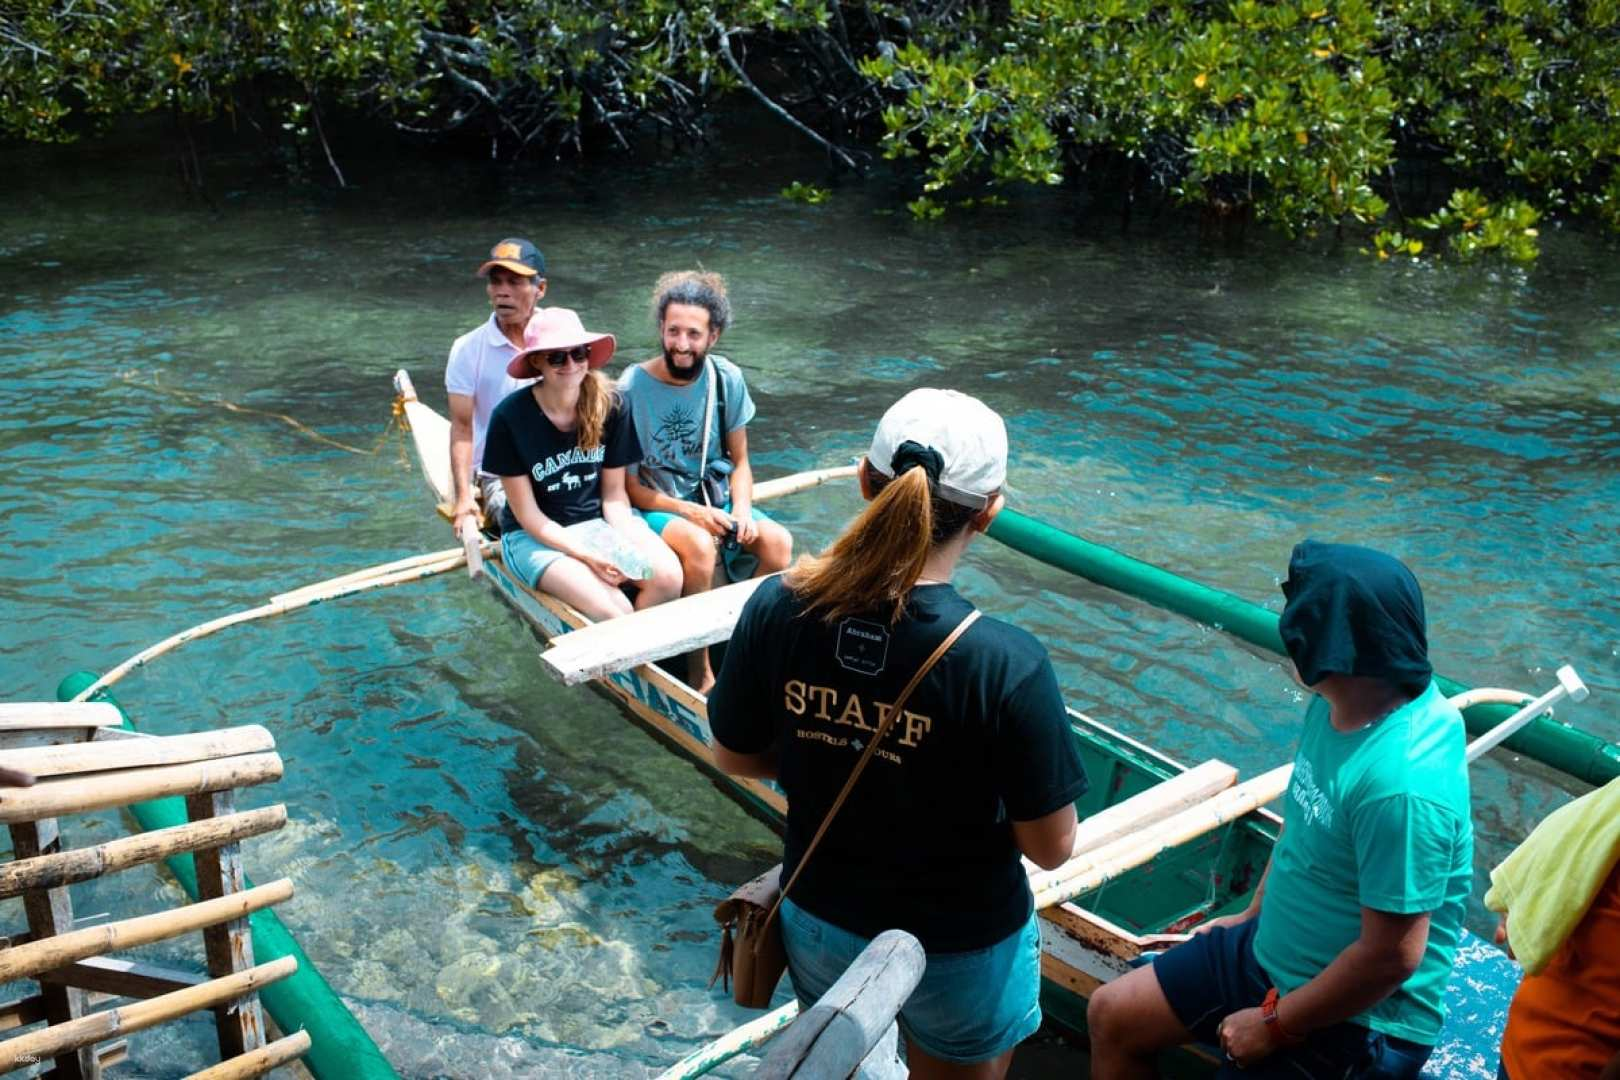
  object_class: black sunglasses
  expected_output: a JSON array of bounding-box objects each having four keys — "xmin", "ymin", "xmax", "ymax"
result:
[{"xmin": 535, "ymin": 346, "xmax": 590, "ymax": 369}]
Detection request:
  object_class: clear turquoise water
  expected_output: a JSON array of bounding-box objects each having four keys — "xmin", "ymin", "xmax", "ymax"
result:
[{"xmin": 2, "ymin": 130, "xmax": 1616, "ymax": 1076}]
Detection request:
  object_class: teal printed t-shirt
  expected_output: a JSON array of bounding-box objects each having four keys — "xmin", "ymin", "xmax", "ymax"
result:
[
  {"xmin": 617, "ymin": 356, "xmax": 755, "ymax": 501},
  {"xmin": 1252, "ymin": 681, "xmax": 1473, "ymax": 1045}
]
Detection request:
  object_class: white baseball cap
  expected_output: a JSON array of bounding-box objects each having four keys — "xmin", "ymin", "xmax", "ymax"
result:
[{"xmin": 867, "ymin": 388, "xmax": 1008, "ymax": 510}]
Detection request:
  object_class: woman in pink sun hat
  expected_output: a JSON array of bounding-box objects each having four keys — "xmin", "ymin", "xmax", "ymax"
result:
[{"xmin": 480, "ymin": 308, "xmax": 682, "ymax": 620}]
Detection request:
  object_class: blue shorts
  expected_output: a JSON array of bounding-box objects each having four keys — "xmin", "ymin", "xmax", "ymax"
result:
[
  {"xmin": 641, "ymin": 502, "xmax": 775, "ymax": 539},
  {"xmin": 779, "ymin": 897, "xmax": 1041, "ymax": 1064},
  {"xmin": 1152, "ymin": 917, "xmax": 1433, "ymax": 1079},
  {"xmin": 643, "ymin": 503, "xmax": 774, "ymax": 582},
  {"xmin": 500, "ymin": 527, "xmax": 566, "ymax": 590}
]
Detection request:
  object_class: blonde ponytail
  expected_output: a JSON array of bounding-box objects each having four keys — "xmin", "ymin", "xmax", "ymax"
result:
[
  {"xmin": 575, "ymin": 371, "xmax": 616, "ymax": 450},
  {"xmin": 786, "ymin": 465, "xmax": 936, "ymax": 625}
]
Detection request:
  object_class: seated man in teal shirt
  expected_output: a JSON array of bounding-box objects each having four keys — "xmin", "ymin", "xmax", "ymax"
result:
[
  {"xmin": 1087, "ymin": 540, "xmax": 1473, "ymax": 1079},
  {"xmin": 620, "ymin": 270, "xmax": 794, "ymax": 691}
]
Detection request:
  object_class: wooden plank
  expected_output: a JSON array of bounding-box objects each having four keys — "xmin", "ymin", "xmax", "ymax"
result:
[
  {"xmin": 1041, "ymin": 903, "xmax": 1151, "ymax": 961},
  {"xmin": 0, "ymin": 753, "xmax": 283, "ymax": 824},
  {"xmin": 184, "ymin": 1030, "xmax": 311, "ymax": 1080},
  {"xmin": 38, "ymin": 957, "xmax": 207, "ymax": 999},
  {"xmin": 0, "ymin": 806, "xmax": 286, "ymax": 898},
  {"xmin": 756, "ymin": 930, "xmax": 923, "ymax": 1080},
  {"xmin": 1039, "ymin": 952, "xmax": 1105, "ymax": 999},
  {"xmin": 0, "ymin": 993, "xmax": 48, "ymax": 1032},
  {"xmin": 1032, "ymin": 764, "xmax": 1292, "ymax": 910},
  {"xmin": 2, "ymin": 727, "xmax": 275, "ymax": 781},
  {"xmin": 1025, "ymin": 759, "xmax": 1237, "ymax": 888},
  {"xmin": 187, "ymin": 790, "xmax": 266, "ymax": 1057},
  {"xmin": 0, "ymin": 704, "xmax": 121, "ymax": 731},
  {"xmin": 0, "ymin": 956, "xmax": 296, "ymax": 1073},
  {"xmin": 0, "ymin": 879, "xmax": 293, "ymax": 984},
  {"xmin": 9, "ymin": 819, "xmax": 99, "ymax": 1080},
  {"xmin": 0, "ymin": 730, "xmax": 97, "ymax": 751},
  {"xmin": 0, "ymin": 726, "xmax": 141, "ymax": 755},
  {"xmin": 541, "ymin": 575, "xmax": 774, "ymax": 685}
]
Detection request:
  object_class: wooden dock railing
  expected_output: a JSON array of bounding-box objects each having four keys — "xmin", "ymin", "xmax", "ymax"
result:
[
  {"xmin": 0, "ymin": 702, "xmax": 309, "ymax": 1078},
  {"xmin": 754, "ymin": 930, "xmax": 923, "ymax": 1080}
]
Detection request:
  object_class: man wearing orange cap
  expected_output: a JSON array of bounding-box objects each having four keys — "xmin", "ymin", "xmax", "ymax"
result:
[{"xmin": 446, "ymin": 238, "xmax": 547, "ymax": 534}]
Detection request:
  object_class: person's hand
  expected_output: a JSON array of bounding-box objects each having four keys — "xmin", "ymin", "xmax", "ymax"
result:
[
  {"xmin": 580, "ymin": 554, "xmax": 626, "ymax": 588},
  {"xmin": 1494, "ymin": 914, "xmax": 1515, "ymax": 959},
  {"xmin": 0, "ymin": 765, "xmax": 35, "ymax": 787},
  {"xmin": 451, "ymin": 494, "xmax": 479, "ymax": 533},
  {"xmin": 1218, "ymin": 1007, "xmax": 1278, "ymax": 1068},
  {"xmin": 733, "ymin": 512, "xmax": 759, "ymax": 545},
  {"xmin": 1192, "ymin": 911, "xmax": 1253, "ymax": 937},
  {"xmin": 682, "ymin": 501, "xmax": 733, "ymax": 537}
]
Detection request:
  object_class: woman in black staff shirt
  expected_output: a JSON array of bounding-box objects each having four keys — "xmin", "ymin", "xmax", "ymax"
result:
[
  {"xmin": 482, "ymin": 307, "xmax": 682, "ymax": 621},
  {"xmin": 709, "ymin": 388, "xmax": 1088, "ymax": 1080}
]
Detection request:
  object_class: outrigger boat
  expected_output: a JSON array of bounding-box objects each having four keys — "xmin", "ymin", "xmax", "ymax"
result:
[{"xmin": 392, "ymin": 370, "xmax": 1580, "ymax": 1078}]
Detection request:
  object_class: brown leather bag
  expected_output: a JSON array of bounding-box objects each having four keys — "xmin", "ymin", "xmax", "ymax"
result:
[{"xmin": 711, "ymin": 610, "xmax": 981, "ymax": 1008}]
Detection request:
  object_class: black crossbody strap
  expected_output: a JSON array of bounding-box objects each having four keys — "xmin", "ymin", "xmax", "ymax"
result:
[{"xmin": 759, "ymin": 609, "xmax": 982, "ymax": 939}]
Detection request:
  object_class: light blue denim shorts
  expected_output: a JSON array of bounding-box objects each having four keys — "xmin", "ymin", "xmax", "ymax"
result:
[
  {"xmin": 500, "ymin": 527, "xmax": 566, "ymax": 589},
  {"xmin": 779, "ymin": 897, "xmax": 1042, "ymax": 1064}
]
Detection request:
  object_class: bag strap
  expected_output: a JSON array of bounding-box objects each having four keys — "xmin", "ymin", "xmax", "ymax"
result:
[
  {"xmin": 715, "ymin": 365, "xmax": 727, "ymax": 445},
  {"xmin": 697, "ymin": 365, "xmax": 717, "ymax": 507},
  {"xmin": 760, "ymin": 608, "xmax": 982, "ymax": 934}
]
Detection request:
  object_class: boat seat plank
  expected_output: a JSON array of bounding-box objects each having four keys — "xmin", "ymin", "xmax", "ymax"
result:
[
  {"xmin": 1025, "ymin": 758, "xmax": 1239, "ymax": 884},
  {"xmin": 540, "ymin": 575, "xmax": 775, "ymax": 686},
  {"xmin": 0, "ymin": 703, "xmax": 122, "ymax": 731},
  {"xmin": 1032, "ymin": 764, "xmax": 1292, "ymax": 910}
]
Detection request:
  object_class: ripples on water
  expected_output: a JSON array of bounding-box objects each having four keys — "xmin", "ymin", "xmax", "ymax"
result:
[{"xmin": 1, "ymin": 131, "xmax": 1616, "ymax": 1076}]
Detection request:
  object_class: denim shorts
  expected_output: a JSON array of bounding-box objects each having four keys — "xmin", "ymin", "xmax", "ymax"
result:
[
  {"xmin": 779, "ymin": 897, "xmax": 1041, "ymax": 1064},
  {"xmin": 500, "ymin": 527, "xmax": 566, "ymax": 589},
  {"xmin": 1152, "ymin": 917, "xmax": 1433, "ymax": 1079}
]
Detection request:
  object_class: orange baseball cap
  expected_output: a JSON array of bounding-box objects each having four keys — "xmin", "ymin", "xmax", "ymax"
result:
[{"xmin": 477, "ymin": 237, "xmax": 545, "ymax": 277}]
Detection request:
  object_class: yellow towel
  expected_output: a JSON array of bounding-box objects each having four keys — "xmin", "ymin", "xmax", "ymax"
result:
[{"xmin": 1485, "ymin": 775, "xmax": 1620, "ymax": 974}]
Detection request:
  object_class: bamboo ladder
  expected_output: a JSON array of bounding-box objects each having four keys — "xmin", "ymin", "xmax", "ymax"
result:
[{"xmin": 0, "ymin": 702, "xmax": 310, "ymax": 1078}]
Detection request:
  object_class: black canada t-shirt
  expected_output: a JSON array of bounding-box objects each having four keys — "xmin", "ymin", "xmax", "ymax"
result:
[
  {"xmin": 709, "ymin": 578, "xmax": 1089, "ymax": 952},
  {"xmin": 481, "ymin": 387, "xmax": 641, "ymax": 533}
]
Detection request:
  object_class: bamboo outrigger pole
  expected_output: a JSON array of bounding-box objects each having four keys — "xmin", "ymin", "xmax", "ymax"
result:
[
  {"xmin": 69, "ymin": 544, "xmax": 491, "ymax": 703},
  {"xmin": 72, "ymin": 463, "xmax": 857, "ymax": 704}
]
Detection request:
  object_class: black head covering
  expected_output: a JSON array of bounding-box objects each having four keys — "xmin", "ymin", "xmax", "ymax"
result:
[
  {"xmin": 1278, "ymin": 540, "xmax": 1432, "ymax": 691},
  {"xmin": 890, "ymin": 440, "xmax": 945, "ymax": 489}
]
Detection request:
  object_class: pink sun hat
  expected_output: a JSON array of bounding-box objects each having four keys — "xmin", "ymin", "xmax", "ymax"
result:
[{"xmin": 507, "ymin": 308, "xmax": 617, "ymax": 376}]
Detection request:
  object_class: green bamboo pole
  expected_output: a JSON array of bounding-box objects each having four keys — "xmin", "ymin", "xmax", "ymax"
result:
[
  {"xmin": 986, "ymin": 510, "xmax": 1620, "ymax": 787},
  {"xmin": 56, "ymin": 671, "xmax": 397, "ymax": 1080}
]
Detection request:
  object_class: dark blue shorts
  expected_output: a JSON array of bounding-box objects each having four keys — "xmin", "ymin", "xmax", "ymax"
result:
[{"xmin": 1151, "ymin": 917, "xmax": 1433, "ymax": 1080}]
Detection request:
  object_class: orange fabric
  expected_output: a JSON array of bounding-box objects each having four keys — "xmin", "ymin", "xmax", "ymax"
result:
[{"xmin": 1502, "ymin": 862, "xmax": 1620, "ymax": 1079}]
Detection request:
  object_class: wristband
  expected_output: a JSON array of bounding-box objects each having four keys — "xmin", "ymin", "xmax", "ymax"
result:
[{"xmin": 1261, "ymin": 988, "xmax": 1303, "ymax": 1046}]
